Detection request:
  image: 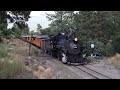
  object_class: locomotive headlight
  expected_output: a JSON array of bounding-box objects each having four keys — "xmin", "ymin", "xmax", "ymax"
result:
[{"xmin": 74, "ymin": 38, "xmax": 78, "ymax": 41}]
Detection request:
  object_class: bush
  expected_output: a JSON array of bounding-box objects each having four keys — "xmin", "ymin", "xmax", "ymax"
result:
[
  {"xmin": 112, "ymin": 35, "xmax": 120, "ymax": 54},
  {"xmin": 31, "ymin": 47, "xmax": 40, "ymax": 56},
  {"xmin": 94, "ymin": 39, "xmax": 106, "ymax": 55},
  {"xmin": 105, "ymin": 41, "xmax": 115, "ymax": 56},
  {"xmin": 86, "ymin": 39, "xmax": 106, "ymax": 55},
  {"xmin": 5, "ymin": 35, "xmax": 11, "ymax": 39}
]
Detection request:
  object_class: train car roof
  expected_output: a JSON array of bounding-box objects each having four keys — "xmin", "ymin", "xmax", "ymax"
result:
[
  {"xmin": 22, "ymin": 35, "xmax": 38, "ymax": 37},
  {"xmin": 36, "ymin": 35, "xmax": 50, "ymax": 39},
  {"xmin": 22, "ymin": 35, "xmax": 50, "ymax": 39}
]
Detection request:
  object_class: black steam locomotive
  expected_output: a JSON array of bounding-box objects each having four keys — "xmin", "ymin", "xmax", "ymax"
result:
[{"xmin": 46, "ymin": 33, "xmax": 88, "ymax": 64}]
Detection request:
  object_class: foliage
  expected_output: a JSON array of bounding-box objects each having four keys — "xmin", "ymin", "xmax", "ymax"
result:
[
  {"xmin": 45, "ymin": 11, "xmax": 75, "ymax": 35},
  {"xmin": 86, "ymin": 38, "xmax": 106, "ymax": 55},
  {"xmin": 11, "ymin": 23, "xmax": 29, "ymax": 38},
  {"xmin": 0, "ymin": 11, "xmax": 31, "ymax": 37},
  {"xmin": 105, "ymin": 41, "xmax": 115, "ymax": 56},
  {"xmin": 36, "ymin": 24, "xmax": 42, "ymax": 35},
  {"xmin": 29, "ymin": 30, "xmax": 34, "ymax": 35},
  {"xmin": 112, "ymin": 34, "xmax": 120, "ymax": 54}
]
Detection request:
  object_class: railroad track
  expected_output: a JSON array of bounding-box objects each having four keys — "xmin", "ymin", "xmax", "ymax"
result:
[{"xmin": 74, "ymin": 65, "xmax": 112, "ymax": 79}]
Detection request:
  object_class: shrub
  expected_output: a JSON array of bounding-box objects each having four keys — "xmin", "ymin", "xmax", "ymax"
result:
[
  {"xmin": 105, "ymin": 41, "xmax": 115, "ymax": 56},
  {"xmin": 86, "ymin": 39, "xmax": 106, "ymax": 55},
  {"xmin": 15, "ymin": 34, "xmax": 21, "ymax": 39},
  {"xmin": 31, "ymin": 47, "xmax": 40, "ymax": 56},
  {"xmin": 112, "ymin": 35, "xmax": 120, "ymax": 54}
]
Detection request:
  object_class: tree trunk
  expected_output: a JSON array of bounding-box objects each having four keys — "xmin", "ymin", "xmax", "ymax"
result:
[{"xmin": 0, "ymin": 37, "xmax": 3, "ymax": 43}]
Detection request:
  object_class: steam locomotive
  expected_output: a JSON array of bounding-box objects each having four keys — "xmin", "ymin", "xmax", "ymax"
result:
[{"xmin": 22, "ymin": 33, "xmax": 88, "ymax": 65}]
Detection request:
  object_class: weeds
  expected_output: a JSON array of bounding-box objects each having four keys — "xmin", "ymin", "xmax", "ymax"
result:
[
  {"xmin": 0, "ymin": 55, "xmax": 25, "ymax": 79},
  {"xmin": 0, "ymin": 44, "xmax": 8, "ymax": 58},
  {"xmin": 31, "ymin": 47, "xmax": 40, "ymax": 56},
  {"xmin": 0, "ymin": 38, "xmax": 47, "ymax": 79},
  {"xmin": 0, "ymin": 39, "xmax": 25, "ymax": 79},
  {"xmin": 107, "ymin": 53, "xmax": 120, "ymax": 66}
]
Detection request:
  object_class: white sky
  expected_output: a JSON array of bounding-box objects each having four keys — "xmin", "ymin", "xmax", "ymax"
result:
[{"xmin": 27, "ymin": 11, "xmax": 55, "ymax": 31}]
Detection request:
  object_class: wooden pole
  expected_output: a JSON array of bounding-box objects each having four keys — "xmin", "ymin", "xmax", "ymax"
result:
[{"xmin": 29, "ymin": 34, "xmax": 33, "ymax": 56}]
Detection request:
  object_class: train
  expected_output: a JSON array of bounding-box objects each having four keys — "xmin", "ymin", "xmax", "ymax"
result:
[{"xmin": 22, "ymin": 33, "xmax": 89, "ymax": 65}]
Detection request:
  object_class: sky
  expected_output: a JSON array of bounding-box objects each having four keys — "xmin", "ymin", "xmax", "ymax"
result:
[
  {"xmin": 27, "ymin": 11, "xmax": 55, "ymax": 31},
  {"xmin": 8, "ymin": 11, "xmax": 55, "ymax": 31}
]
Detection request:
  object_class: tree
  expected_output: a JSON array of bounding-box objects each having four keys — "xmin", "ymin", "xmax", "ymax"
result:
[
  {"xmin": 46, "ymin": 11, "xmax": 75, "ymax": 35},
  {"xmin": 105, "ymin": 41, "xmax": 114, "ymax": 56},
  {"xmin": 41, "ymin": 28, "xmax": 53, "ymax": 35},
  {"xmin": 37, "ymin": 24, "xmax": 42, "ymax": 35},
  {"xmin": 29, "ymin": 30, "xmax": 34, "ymax": 35},
  {"xmin": 112, "ymin": 34, "xmax": 120, "ymax": 54},
  {"xmin": 0, "ymin": 11, "xmax": 31, "ymax": 36},
  {"xmin": 0, "ymin": 11, "xmax": 31, "ymax": 27}
]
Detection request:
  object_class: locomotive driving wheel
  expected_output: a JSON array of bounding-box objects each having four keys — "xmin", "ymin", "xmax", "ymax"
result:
[
  {"xmin": 57, "ymin": 50, "xmax": 67, "ymax": 64},
  {"xmin": 61, "ymin": 52, "xmax": 67, "ymax": 64},
  {"xmin": 45, "ymin": 49, "xmax": 47, "ymax": 53},
  {"xmin": 57, "ymin": 50, "xmax": 62, "ymax": 60}
]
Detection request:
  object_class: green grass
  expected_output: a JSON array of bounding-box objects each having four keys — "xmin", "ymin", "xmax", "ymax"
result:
[
  {"xmin": 31, "ymin": 47, "xmax": 39, "ymax": 56},
  {"xmin": 30, "ymin": 46, "xmax": 43, "ymax": 56},
  {"xmin": 87, "ymin": 56, "xmax": 101, "ymax": 64},
  {"xmin": 0, "ymin": 44, "xmax": 8, "ymax": 58}
]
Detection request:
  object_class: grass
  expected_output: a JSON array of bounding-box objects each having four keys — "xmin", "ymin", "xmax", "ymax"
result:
[
  {"xmin": 0, "ymin": 56, "xmax": 24, "ymax": 79},
  {"xmin": 87, "ymin": 56, "xmax": 103, "ymax": 65},
  {"xmin": 30, "ymin": 47, "xmax": 40, "ymax": 56},
  {"xmin": 107, "ymin": 53, "xmax": 120, "ymax": 67},
  {"xmin": 0, "ymin": 38, "xmax": 49, "ymax": 79},
  {"xmin": 0, "ymin": 44, "xmax": 8, "ymax": 58},
  {"xmin": 30, "ymin": 47, "xmax": 46, "ymax": 57},
  {"xmin": 0, "ymin": 39, "xmax": 25, "ymax": 79}
]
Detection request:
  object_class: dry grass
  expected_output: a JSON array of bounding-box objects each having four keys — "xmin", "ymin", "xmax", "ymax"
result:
[
  {"xmin": 11, "ymin": 39, "xmax": 29, "ymax": 56},
  {"xmin": 0, "ymin": 55, "xmax": 25, "ymax": 79},
  {"xmin": 13, "ymin": 39, "xmax": 42, "ymax": 57},
  {"xmin": 0, "ymin": 38, "xmax": 52, "ymax": 79},
  {"xmin": 33, "ymin": 65, "xmax": 53, "ymax": 79},
  {"xmin": 0, "ymin": 38, "xmax": 26, "ymax": 79},
  {"xmin": 107, "ymin": 53, "xmax": 120, "ymax": 66},
  {"xmin": 0, "ymin": 44, "xmax": 8, "ymax": 58}
]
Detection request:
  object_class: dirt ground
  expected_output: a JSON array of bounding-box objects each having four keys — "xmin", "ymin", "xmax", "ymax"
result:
[
  {"xmin": 16, "ymin": 54, "xmax": 120, "ymax": 79},
  {"xmin": 12, "ymin": 39, "xmax": 120, "ymax": 79}
]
